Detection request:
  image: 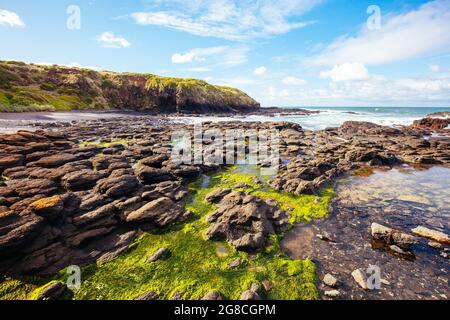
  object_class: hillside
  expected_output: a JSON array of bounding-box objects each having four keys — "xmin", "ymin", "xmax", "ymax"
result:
[{"xmin": 0, "ymin": 61, "xmax": 260, "ymax": 113}]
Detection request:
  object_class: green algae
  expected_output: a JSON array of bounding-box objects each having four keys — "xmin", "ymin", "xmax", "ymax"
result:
[
  {"xmin": 79, "ymin": 139, "xmax": 129, "ymax": 148},
  {"xmin": 0, "ymin": 166, "xmax": 335, "ymax": 300},
  {"xmin": 353, "ymin": 167, "xmax": 374, "ymax": 177}
]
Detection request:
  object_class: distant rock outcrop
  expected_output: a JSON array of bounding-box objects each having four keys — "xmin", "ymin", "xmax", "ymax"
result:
[{"xmin": 0, "ymin": 60, "xmax": 260, "ymax": 113}]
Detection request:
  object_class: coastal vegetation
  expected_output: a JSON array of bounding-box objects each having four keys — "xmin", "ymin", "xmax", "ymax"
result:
[{"xmin": 0, "ymin": 60, "xmax": 259, "ymax": 113}]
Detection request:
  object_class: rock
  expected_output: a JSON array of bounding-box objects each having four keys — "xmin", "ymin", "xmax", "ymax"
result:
[
  {"xmin": 135, "ymin": 166, "xmax": 172, "ymax": 184},
  {"xmin": 62, "ymin": 169, "xmax": 103, "ymax": 191},
  {"xmin": 205, "ymin": 191, "xmax": 289, "ymax": 251},
  {"xmin": 139, "ymin": 154, "xmax": 168, "ymax": 168},
  {"xmin": 135, "ymin": 291, "xmax": 158, "ymax": 300},
  {"xmin": 29, "ymin": 195, "xmax": 64, "ymax": 220},
  {"xmin": 202, "ymin": 290, "xmax": 223, "ymax": 300},
  {"xmin": 7, "ymin": 179, "xmax": 57, "ymax": 198},
  {"xmin": 31, "ymin": 153, "xmax": 79, "ymax": 168},
  {"xmin": 205, "ymin": 188, "xmax": 232, "ymax": 203},
  {"xmin": 239, "ymin": 290, "xmax": 261, "ymax": 300},
  {"xmin": 170, "ymin": 292, "xmax": 182, "ymax": 300},
  {"xmin": 0, "ymin": 154, "xmax": 24, "ymax": 172},
  {"xmin": 94, "ymin": 175, "xmax": 140, "ymax": 198},
  {"xmin": 126, "ymin": 197, "xmax": 184, "ymax": 227},
  {"xmin": 371, "ymin": 222, "xmax": 418, "ymax": 248},
  {"xmin": 68, "ymin": 227, "xmax": 115, "ymax": 247},
  {"xmin": 36, "ymin": 281, "xmax": 67, "ymax": 300},
  {"xmin": 148, "ymin": 247, "xmax": 171, "ymax": 262},
  {"xmin": 428, "ymin": 241, "xmax": 445, "ymax": 250},
  {"xmin": 411, "ymin": 226, "xmax": 450, "ymax": 244},
  {"xmin": 324, "ymin": 290, "xmax": 340, "ymax": 298},
  {"xmin": 228, "ymin": 257, "xmax": 241, "ymax": 268},
  {"xmin": 0, "ymin": 214, "xmax": 45, "ymax": 256},
  {"xmin": 250, "ymin": 282, "xmax": 260, "ymax": 293},
  {"xmin": 262, "ymin": 280, "xmax": 273, "ymax": 291},
  {"xmin": 323, "ymin": 273, "xmax": 338, "ymax": 287},
  {"xmin": 351, "ymin": 268, "xmax": 368, "ymax": 290},
  {"xmin": 389, "ymin": 245, "xmax": 411, "ymax": 256}
]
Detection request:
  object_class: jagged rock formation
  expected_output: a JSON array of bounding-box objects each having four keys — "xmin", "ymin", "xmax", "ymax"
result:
[{"xmin": 0, "ymin": 60, "xmax": 260, "ymax": 113}]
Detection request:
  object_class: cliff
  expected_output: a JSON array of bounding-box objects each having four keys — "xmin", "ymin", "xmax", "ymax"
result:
[{"xmin": 0, "ymin": 60, "xmax": 260, "ymax": 113}]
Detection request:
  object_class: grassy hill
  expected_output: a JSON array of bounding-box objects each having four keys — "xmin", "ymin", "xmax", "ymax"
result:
[{"xmin": 0, "ymin": 61, "xmax": 260, "ymax": 113}]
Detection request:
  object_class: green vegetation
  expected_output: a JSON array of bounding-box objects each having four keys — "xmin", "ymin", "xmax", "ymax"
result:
[
  {"xmin": 79, "ymin": 139, "xmax": 129, "ymax": 148},
  {"xmin": 353, "ymin": 167, "xmax": 374, "ymax": 177},
  {"xmin": 0, "ymin": 166, "xmax": 334, "ymax": 300}
]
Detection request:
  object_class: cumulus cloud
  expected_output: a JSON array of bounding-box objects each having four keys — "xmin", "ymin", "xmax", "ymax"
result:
[
  {"xmin": 0, "ymin": 9, "xmax": 25, "ymax": 27},
  {"xmin": 253, "ymin": 66, "xmax": 267, "ymax": 76},
  {"xmin": 320, "ymin": 63, "xmax": 369, "ymax": 82},
  {"xmin": 308, "ymin": 0, "xmax": 450, "ymax": 66},
  {"xmin": 282, "ymin": 76, "xmax": 307, "ymax": 85},
  {"xmin": 97, "ymin": 32, "xmax": 130, "ymax": 48},
  {"xmin": 131, "ymin": 0, "xmax": 320, "ymax": 40}
]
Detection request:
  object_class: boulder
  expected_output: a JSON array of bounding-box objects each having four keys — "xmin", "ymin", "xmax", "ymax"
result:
[
  {"xmin": 29, "ymin": 195, "xmax": 64, "ymax": 220},
  {"xmin": 205, "ymin": 191, "xmax": 289, "ymax": 251},
  {"xmin": 62, "ymin": 169, "xmax": 103, "ymax": 191},
  {"xmin": 371, "ymin": 223, "xmax": 418, "ymax": 248},
  {"xmin": 135, "ymin": 166, "xmax": 173, "ymax": 184},
  {"xmin": 148, "ymin": 247, "xmax": 171, "ymax": 262},
  {"xmin": 126, "ymin": 197, "xmax": 184, "ymax": 227},
  {"xmin": 36, "ymin": 281, "xmax": 67, "ymax": 300},
  {"xmin": 94, "ymin": 175, "xmax": 140, "ymax": 198}
]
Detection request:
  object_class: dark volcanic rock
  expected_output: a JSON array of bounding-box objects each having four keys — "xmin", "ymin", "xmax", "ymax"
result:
[
  {"xmin": 126, "ymin": 197, "xmax": 184, "ymax": 227},
  {"xmin": 94, "ymin": 175, "xmax": 140, "ymax": 198},
  {"xmin": 205, "ymin": 190, "xmax": 289, "ymax": 251}
]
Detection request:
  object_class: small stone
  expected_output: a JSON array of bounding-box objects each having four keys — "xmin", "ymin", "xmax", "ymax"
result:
[
  {"xmin": 239, "ymin": 290, "xmax": 261, "ymax": 300},
  {"xmin": 135, "ymin": 291, "xmax": 157, "ymax": 300},
  {"xmin": 351, "ymin": 268, "xmax": 368, "ymax": 290},
  {"xmin": 202, "ymin": 290, "xmax": 223, "ymax": 300},
  {"xmin": 440, "ymin": 252, "xmax": 449, "ymax": 259},
  {"xmin": 323, "ymin": 273, "xmax": 338, "ymax": 287},
  {"xmin": 148, "ymin": 247, "xmax": 171, "ymax": 262},
  {"xmin": 228, "ymin": 257, "xmax": 241, "ymax": 268},
  {"xmin": 389, "ymin": 245, "xmax": 409, "ymax": 255},
  {"xmin": 250, "ymin": 282, "xmax": 260, "ymax": 293},
  {"xmin": 324, "ymin": 290, "xmax": 340, "ymax": 298},
  {"xmin": 428, "ymin": 241, "xmax": 445, "ymax": 250},
  {"xmin": 262, "ymin": 280, "xmax": 274, "ymax": 291},
  {"xmin": 36, "ymin": 281, "xmax": 67, "ymax": 300},
  {"xmin": 170, "ymin": 292, "xmax": 182, "ymax": 300},
  {"xmin": 411, "ymin": 226, "xmax": 450, "ymax": 244}
]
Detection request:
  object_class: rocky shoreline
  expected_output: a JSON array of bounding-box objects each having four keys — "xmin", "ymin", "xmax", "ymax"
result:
[{"xmin": 0, "ymin": 113, "xmax": 449, "ymax": 300}]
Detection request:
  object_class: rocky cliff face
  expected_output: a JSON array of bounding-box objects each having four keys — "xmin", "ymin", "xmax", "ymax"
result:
[{"xmin": 0, "ymin": 61, "xmax": 260, "ymax": 113}]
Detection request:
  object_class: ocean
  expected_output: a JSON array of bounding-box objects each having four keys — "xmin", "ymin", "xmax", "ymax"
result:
[{"xmin": 241, "ymin": 106, "xmax": 450, "ymax": 130}]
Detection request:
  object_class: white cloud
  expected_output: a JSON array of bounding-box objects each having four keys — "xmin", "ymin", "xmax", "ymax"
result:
[
  {"xmin": 268, "ymin": 75, "xmax": 450, "ymax": 106},
  {"xmin": 97, "ymin": 32, "xmax": 130, "ymax": 48},
  {"xmin": 282, "ymin": 76, "xmax": 307, "ymax": 85},
  {"xmin": 0, "ymin": 9, "xmax": 25, "ymax": 27},
  {"xmin": 429, "ymin": 64, "xmax": 441, "ymax": 72},
  {"xmin": 253, "ymin": 66, "xmax": 267, "ymax": 76},
  {"xmin": 181, "ymin": 67, "xmax": 212, "ymax": 72},
  {"xmin": 172, "ymin": 46, "xmax": 227, "ymax": 63},
  {"xmin": 172, "ymin": 46, "xmax": 248, "ymax": 69},
  {"xmin": 320, "ymin": 63, "xmax": 369, "ymax": 82},
  {"xmin": 131, "ymin": 0, "xmax": 320, "ymax": 41},
  {"xmin": 309, "ymin": 0, "xmax": 450, "ymax": 66}
]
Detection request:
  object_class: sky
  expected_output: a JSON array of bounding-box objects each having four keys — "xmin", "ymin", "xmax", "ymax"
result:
[{"xmin": 1, "ymin": 0, "xmax": 450, "ymax": 107}]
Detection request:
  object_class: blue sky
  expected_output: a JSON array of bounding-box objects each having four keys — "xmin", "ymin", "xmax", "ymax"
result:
[{"xmin": 1, "ymin": 0, "xmax": 450, "ymax": 107}]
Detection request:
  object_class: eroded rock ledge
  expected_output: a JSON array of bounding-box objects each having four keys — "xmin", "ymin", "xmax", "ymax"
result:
[{"xmin": 0, "ymin": 115, "xmax": 449, "ymax": 277}]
